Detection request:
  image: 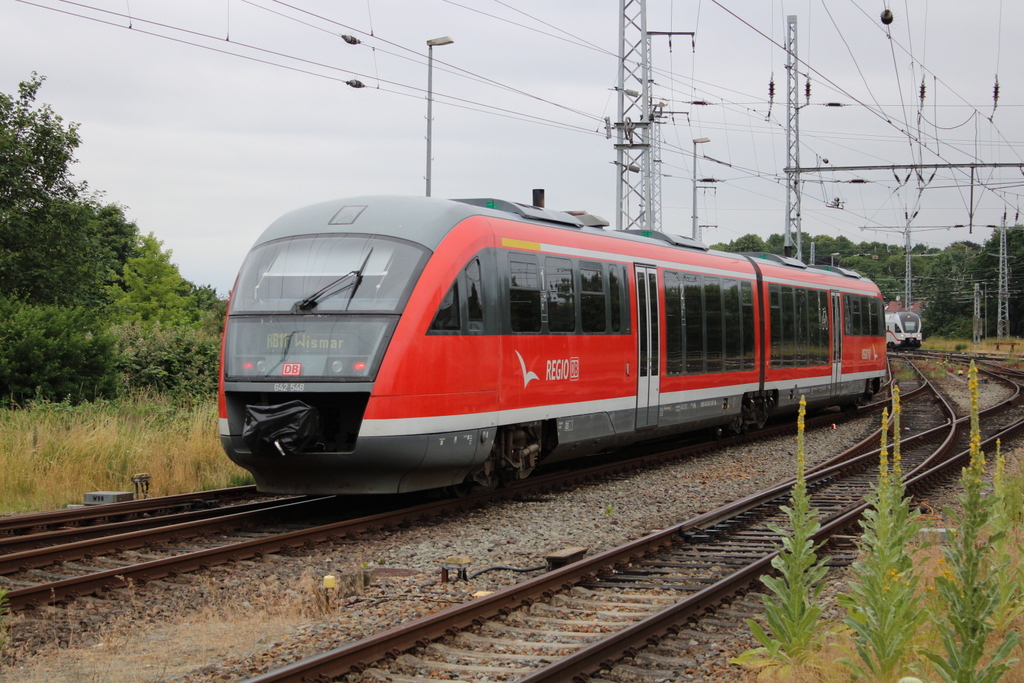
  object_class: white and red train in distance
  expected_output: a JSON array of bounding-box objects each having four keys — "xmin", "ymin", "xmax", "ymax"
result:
[
  {"xmin": 885, "ymin": 310, "xmax": 923, "ymax": 349},
  {"xmin": 219, "ymin": 196, "xmax": 887, "ymax": 495}
]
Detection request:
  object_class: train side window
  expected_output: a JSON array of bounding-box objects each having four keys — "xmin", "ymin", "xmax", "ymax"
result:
[
  {"xmin": 723, "ymin": 279, "xmax": 741, "ymax": 371},
  {"xmin": 781, "ymin": 286, "xmax": 795, "ymax": 366},
  {"xmin": 684, "ymin": 274, "xmax": 704, "ymax": 373},
  {"xmin": 429, "ymin": 280, "xmax": 461, "ymax": 331},
  {"xmin": 610, "ymin": 265, "xmax": 623, "ymax": 332},
  {"xmin": 648, "ymin": 270, "xmax": 659, "ymax": 374},
  {"xmin": 664, "ymin": 271, "xmax": 683, "ymax": 375},
  {"xmin": 874, "ymin": 298, "xmax": 885, "ymax": 336},
  {"xmin": 850, "ymin": 296, "xmax": 863, "ymax": 336},
  {"xmin": 769, "ymin": 284, "xmax": 782, "ymax": 367},
  {"xmin": 705, "ymin": 277, "xmax": 723, "ymax": 372},
  {"xmin": 795, "ymin": 287, "xmax": 808, "ymax": 365},
  {"xmin": 465, "ymin": 258, "xmax": 484, "ymax": 332},
  {"xmin": 546, "ymin": 257, "xmax": 576, "ymax": 333},
  {"xmin": 814, "ymin": 290, "xmax": 828, "ymax": 364},
  {"xmin": 580, "ymin": 262, "xmax": 606, "ymax": 333},
  {"xmin": 844, "ymin": 294, "xmax": 853, "ymax": 336},
  {"xmin": 866, "ymin": 297, "xmax": 881, "ymax": 336},
  {"xmin": 509, "ymin": 256, "xmax": 542, "ymax": 333},
  {"xmin": 741, "ymin": 282, "xmax": 755, "ymax": 370}
]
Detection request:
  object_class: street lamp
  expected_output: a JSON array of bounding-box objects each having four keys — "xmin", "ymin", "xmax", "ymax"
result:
[
  {"xmin": 425, "ymin": 36, "xmax": 454, "ymax": 197},
  {"xmin": 692, "ymin": 137, "xmax": 710, "ymax": 239},
  {"xmin": 830, "ymin": 252, "xmax": 840, "ymax": 267}
]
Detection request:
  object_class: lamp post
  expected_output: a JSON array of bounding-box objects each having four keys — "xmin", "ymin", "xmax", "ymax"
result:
[
  {"xmin": 692, "ymin": 137, "xmax": 710, "ymax": 239},
  {"xmin": 425, "ymin": 36, "xmax": 454, "ymax": 197}
]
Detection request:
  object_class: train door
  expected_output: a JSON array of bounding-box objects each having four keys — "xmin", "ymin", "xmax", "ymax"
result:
[
  {"xmin": 830, "ymin": 290, "xmax": 843, "ymax": 396},
  {"xmin": 635, "ymin": 265, "xmax": 660, "ymax": 429}
]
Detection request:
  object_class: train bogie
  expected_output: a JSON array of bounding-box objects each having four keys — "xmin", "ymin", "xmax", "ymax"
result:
[{"xmin": 220, "ymin": 196, "xmax": 887, "ymax": 495}]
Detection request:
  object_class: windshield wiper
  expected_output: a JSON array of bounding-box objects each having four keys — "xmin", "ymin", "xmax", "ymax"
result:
[{"xmin": 292, "ymin": 249, "xmax": 373, "ymax": 312}]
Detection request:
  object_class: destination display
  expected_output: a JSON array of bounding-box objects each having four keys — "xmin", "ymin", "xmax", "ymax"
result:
[{"xmin": 224, "ymin": 317, "xmax": 394, "ymax": 380}]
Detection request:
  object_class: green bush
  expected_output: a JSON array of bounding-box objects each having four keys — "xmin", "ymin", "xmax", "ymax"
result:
[
  {"xmin": 111, "ymin": 321, "xmax": 220, "ymax": 398},
  {"xmin": 0, "ymin": 298, "xmax": 118, "ymax": 404}
]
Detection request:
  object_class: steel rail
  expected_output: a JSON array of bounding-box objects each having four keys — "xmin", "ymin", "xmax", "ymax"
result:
[
  {"xmin": 0, "ymin": 485, "xmax": 259, "ymax": 535},
  {"xmin": 0, "ymin": 496, "xmax": 334, "ymax": 577},
  {"xmin": 0, "ymin": 495, "xmax": 310, "ymax": 555}
]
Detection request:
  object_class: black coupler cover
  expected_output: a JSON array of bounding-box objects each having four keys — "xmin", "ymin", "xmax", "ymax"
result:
[{"xmin": 243, "ymin": 401, "xmax": 321, "ymax": 457}]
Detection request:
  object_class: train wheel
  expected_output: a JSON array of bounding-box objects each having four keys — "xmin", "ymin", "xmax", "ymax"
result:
[
  {"xmin": 729, "ymin": 415, "xmax": 747, "ymax": 435},
  {"xmin": 445, "ymin": 481, "xmax": 475, "ymax": 498}
]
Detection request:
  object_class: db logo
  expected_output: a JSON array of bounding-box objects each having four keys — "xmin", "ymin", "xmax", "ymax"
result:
[{"xmin": 282, "ymin": 362, "xmax": 303, "ymax": 377}]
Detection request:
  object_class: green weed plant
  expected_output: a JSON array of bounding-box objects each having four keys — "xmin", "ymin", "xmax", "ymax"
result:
[
  {"xmin": 988, "ymin": 441, "xmax": 1024, "ymax": 636},
  {"xmin": 732, "ymin": 397, "xmax": 829, "ymax": 676},
  {"xmin": 837, "ymin": 386, "xmax": 925, "ymax": 682},
  {"xmin": 924, "ymin": 361, "xmax": 1021, "ymax": 683}
]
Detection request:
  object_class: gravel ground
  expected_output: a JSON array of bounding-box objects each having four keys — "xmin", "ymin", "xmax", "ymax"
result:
[{"xmin": 1, "ymin": 368, "xmax": 1015, "ymax": 683}]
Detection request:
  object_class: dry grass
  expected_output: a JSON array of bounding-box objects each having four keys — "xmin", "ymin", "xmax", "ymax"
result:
[
  {"xmin": 0, "ymin": 393, "xmax": 251, "ymax": 514},
  {"xmin": 923, "ymin": 336, "xmax": 1023, "ymax": 356}
]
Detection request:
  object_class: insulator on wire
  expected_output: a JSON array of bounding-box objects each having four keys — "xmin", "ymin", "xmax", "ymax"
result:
[
  {"xmin": 768, "ymin": 78, "xmax": 775, "ymax": 104},
  {"xmin": 805, "ymin": 78, "xmax": 811, "ymax": 104},
  {"xmin": 919, "ymin": 78, "xmax": 926, "ymax": 104},
  {"xmin": 993, "ymin": 75, "xmax": 1000, "ymax": 110}
]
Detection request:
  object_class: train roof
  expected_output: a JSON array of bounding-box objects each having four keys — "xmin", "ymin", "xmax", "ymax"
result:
[{"xmin": 251, "ymin": 196, "xmax": 879, "ymax": 291}]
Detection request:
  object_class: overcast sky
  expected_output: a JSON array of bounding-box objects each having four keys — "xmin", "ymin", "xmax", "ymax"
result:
[{"xmin": 3, "ymin": 0, "xmax": 1022, "ymax": 295}]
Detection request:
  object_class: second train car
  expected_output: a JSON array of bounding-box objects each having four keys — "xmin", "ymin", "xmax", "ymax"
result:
[{"xmin": 219, "ymin": 196, "xmax": 887, "ymax": 495}]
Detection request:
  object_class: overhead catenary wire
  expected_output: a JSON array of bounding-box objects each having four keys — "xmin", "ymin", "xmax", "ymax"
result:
[{"xmin": 19, "ymin": 0, "xmax": 607, "ymax": 138}]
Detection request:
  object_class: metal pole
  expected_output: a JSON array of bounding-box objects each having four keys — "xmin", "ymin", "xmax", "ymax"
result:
[
  {"xmin": 425, "ymin": 43, "xmax": 434, "ymax": 197},
  {"xmin": 425, "ymin": 37, "xmax": 453, "ymax": 198},
  {"xmin": 692, "ymin": 139, "xmax": 699, "ymax": 239}
]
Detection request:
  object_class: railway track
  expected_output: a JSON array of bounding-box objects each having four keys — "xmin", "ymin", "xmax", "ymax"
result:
[
  {"xmin": 0, "ymin": 485, "xmax": 263, "ymax": 537},
  {"xmin": 0, "ymin": 395, "xmax": 880, "ymax": 614},
  {"xmin": 236, "ymin": 357, "xmax": 1024, "ymax": 683},
  {"xmin": 0, "ymin": 380, "xmax": 895, "ymax": 616}
]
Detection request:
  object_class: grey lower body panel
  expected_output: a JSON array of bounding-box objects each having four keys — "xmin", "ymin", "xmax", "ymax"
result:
[{"xmin": 223, "ymin": 428, "xmax": 496, "ymax": 495}]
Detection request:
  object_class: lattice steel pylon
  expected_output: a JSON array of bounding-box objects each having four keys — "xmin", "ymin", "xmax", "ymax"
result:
[
  {"xmin": 784, "ymin": 15, "xmax": 802, "ymax": 260},
  {"xmin": 614, "ymin": 0, "xmax": 651, "ymax": 232},
  {"xmin": 974, "ymin": 282, "xmax": 983, "ymax": 345},
  {"xmin": 649, "ymin": 100, "xmax": 665, "ymax": 233},
  {"xmin": 998, "ymin": 212, "xmax": 1010, "ymax": 338}
]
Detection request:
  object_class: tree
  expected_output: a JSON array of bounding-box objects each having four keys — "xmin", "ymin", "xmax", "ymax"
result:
[
  {"xmin": 0, "ymin": 75, "xmax": 141, "ymax": 307},
  {"xmin": 107, "ymin": 234, "xmax": 197, "ymax": 327},
  {"xmin": 0, "ymin": 73, "xmax": 80, "ymax": 211},
  {"xmin": 0, "ymin": 297, "xmax": 118, "ymax": 403}
]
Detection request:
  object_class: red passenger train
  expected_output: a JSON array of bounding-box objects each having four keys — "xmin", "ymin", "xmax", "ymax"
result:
[{"xmin": 219, "ymin": 196, "xmax": 886, "ymax": 495}]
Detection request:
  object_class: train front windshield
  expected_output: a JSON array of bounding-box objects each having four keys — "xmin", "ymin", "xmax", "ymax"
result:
[
  {"xmin": 225, "ymin": 234, "xmax": 428, "ymax": 381},
  {"xmin": 231, "ymin": 235, "xmax": 427, "ymax": 314},
  {"xmin": 899, "ymin": 312, "xmax": 920, "ymax": 333}
]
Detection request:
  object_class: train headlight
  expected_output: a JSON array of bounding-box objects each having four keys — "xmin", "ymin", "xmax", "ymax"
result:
[
  {"xmin": 331, "ymin": 359, "xmax": 345, "ymax": 374},
  {"xmin": 256, "ymin": 359, "xmax": 266, "ymax": 373}
]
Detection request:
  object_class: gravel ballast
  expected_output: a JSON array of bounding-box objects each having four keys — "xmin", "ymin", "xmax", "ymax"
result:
[{"xmin": 3, "ymin": 368, "xmax": 1016, "ymax": 682}]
